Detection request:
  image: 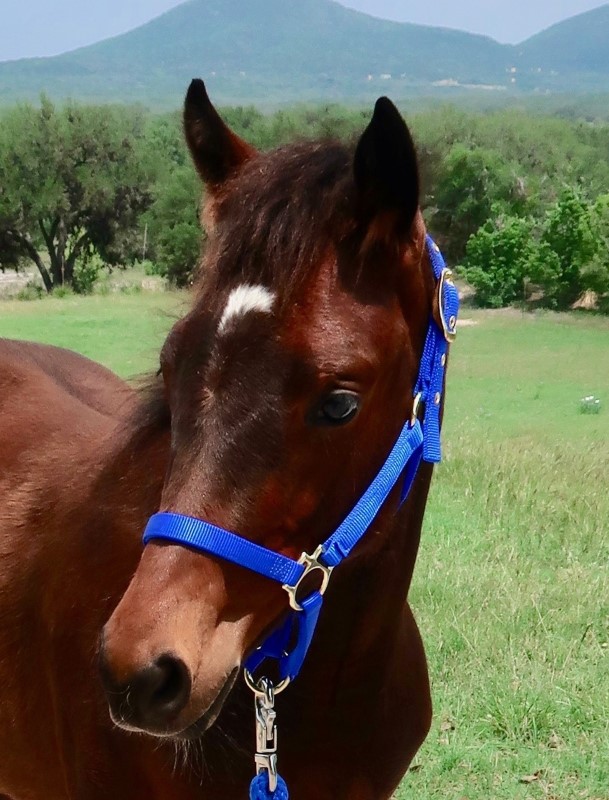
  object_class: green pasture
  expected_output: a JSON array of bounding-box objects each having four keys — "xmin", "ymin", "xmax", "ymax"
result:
[{"xmin": 0, "ymin": 295, "xmax": 607, "ymax": 799}]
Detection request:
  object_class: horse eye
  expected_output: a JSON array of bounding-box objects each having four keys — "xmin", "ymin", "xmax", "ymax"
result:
[{"xmin": 314, "ymin": 391, "xmax": 361, "ymax": 426}]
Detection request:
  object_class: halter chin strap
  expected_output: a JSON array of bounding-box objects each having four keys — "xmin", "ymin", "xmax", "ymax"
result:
[{"xmin": 142, "ymin": 235, "xmax": 459, "ymax": 685}]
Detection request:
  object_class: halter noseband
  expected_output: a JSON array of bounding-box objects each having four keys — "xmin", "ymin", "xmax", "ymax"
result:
[{"xmin": 142, "ymin": 236, "xmax": 458, "ymax": 795}]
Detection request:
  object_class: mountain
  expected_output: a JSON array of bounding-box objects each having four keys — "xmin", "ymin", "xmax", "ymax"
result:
[
  {"xmin": 0, "ymin": 0, "xmax": 607, "ymax": 108},
  {"xmin": 519, "ymin": 4, "xmax": 609, "ymax": 78}
]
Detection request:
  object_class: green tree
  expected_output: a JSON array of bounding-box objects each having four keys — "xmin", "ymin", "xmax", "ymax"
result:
[
  {"xmin": 540, "ymin": 189, "xmax": 598, "ymax": 308},
  {"xmin": 462, "ymin": 215, "xmax": 538, "ymax": 308},
  {"xmin": 145, "ymin": 165, "xmax": 202, "ymax": 287},
  {"xmin": 582, "ymin": 194, "xmax": 609, "ymax": 300},
  {"xmin": 430, "ymin": 144, "xmax": 527, "ymax": 263},
  {"xmin": 0, "ymin": 98, "xmax": 152, "ymax": 291}
]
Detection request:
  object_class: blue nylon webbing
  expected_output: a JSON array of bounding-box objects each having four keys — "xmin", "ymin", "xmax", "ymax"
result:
[
  {"xmin": 143, "ymin": 513, "xmax": 304, "ymax": 587},
  {"xmin": 142, "ymin": 236, "xmax": 458, "ymax": 685},
  {"xmin": 320, "ymin": 420, "xmax": 423, "ymax": 567}
]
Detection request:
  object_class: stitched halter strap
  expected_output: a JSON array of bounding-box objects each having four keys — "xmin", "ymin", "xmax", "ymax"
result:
[{"xmin": 142, "ymin": 235, "xmax": 459, "ymax": 684}]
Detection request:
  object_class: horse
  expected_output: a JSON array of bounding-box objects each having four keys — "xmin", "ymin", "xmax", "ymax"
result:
[{"xmin": 0, "ymin": 80, "xmax": 455, "ymax": 800}]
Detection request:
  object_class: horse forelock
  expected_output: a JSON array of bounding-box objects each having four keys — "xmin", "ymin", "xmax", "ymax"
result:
[{"xmin": 194, "ymin": 139, "xmax": 355, "ymax": 305}]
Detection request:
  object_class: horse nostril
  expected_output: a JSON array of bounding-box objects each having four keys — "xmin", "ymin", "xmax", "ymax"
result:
[
  {"xmin": 133, "ymin": 654, "xmax": 192, "ymax": 727},
  {"xmin": 102, "ymin": 651, "xmax": 193, "ymax": 732}
]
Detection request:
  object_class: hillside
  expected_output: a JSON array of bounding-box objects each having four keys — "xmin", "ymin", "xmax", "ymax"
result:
[
  {"xmin": 519, "ymin": 4, "xmax": 609, "ymax": 78},
  {"xmin": 0, "ymin": 0, "xmax": 607, "ymax": 107}
]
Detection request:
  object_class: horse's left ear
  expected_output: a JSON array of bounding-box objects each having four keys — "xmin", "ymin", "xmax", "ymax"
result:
[
  {"xmin": 184, "ymin": 79, "xmax": 257, "ymax": 190},
  {"xmin": 353, "ymin": 97, "xmax": 420, "ymax": 239}
]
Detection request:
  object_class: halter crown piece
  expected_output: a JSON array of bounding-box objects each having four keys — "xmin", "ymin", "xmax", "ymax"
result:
[{"xmin": 143, "ymin": 236, "xmax": 459, "ymax": 799}]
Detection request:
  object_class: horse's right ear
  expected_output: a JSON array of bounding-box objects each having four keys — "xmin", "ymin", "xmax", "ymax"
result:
[
  {"xmin": 353, "ymin": 97, "xmax": 420, "ymax": 240},
  {"xmin": 184, "ymin": 79, "xmax": 257, "ymax": 189}
]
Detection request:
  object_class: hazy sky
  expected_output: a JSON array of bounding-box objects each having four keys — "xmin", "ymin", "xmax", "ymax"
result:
[{"xmin": 0, "ymin": 0, "xmax": 606, "ymax": 62}]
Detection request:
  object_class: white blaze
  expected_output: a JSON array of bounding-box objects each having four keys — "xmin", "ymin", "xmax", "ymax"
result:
[{"xmin": 218, "ymin": 284, "xmax": 275, "ymax": 333}]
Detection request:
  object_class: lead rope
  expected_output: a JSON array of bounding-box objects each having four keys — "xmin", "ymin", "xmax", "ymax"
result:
[{"xmin": 248, "ymin": 678, "xmax": 289, "ymax": 800}]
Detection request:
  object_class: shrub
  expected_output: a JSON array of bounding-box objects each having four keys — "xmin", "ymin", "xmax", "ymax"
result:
[
  {"xmin": 52, "ymin": 286, "xmax": 75, "ymax": 299},
  {"xmin": 72, "ymin": 250, "xmax": 104, "ymax": 295},
  {"xmin": 462, "ymin": 216, "xmax": 537, "ymax": 308},
  {"xmin": 140, "ymin": 259, "xmax": 166, "ymax": 277},
  {"xmin": 16, "ymin": 282, "xmax": 45, "ymax": 301}
]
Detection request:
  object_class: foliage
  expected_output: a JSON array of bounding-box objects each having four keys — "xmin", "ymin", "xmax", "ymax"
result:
[
  {"xmin": 16, "ymin": 283, "xmax": 45, "ymax": 301},
  {"xmin": 144, "ymin": 165, "xmax": 202, "ymax": 286},
  {"xmin": 141, "ymin": 259, "xmax": 165, "ymax": 277},
  {"xmin": 72, "ymin": 248, "xmax": 105, "ymax": 295},
  {"xmin": 539, "ymin": 189, "xmax": 598, "ymax": 308},
  {"xmin": 463, "ymin": 189, "xmax": 609, "ymax": 310},
  {"xmin": 2, "ymin": 96, "xmax": 609, "ymax": 307},
  {"xmin": 0, "ymin": 97, "xmax": 152, "ymax": 291},
  {"xmin": 461, "ymin": 216, "xmax": 536, "ymax": 308},
  {"xmin": 430, "ymin": 145, "xmax": 527, "ymax": 263}
]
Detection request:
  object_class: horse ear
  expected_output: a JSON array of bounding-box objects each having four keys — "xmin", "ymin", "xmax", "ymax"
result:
[
  {"xmin": 353, "ymin": 97, "xmax": 419, "ymax": 238},
  {"xmin": 184, "ymin": 79, "xmax": 257, "ymax": 189}
]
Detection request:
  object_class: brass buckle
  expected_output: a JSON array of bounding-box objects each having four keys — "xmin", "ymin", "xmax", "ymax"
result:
[
  {"xmin": 411, "ymin": 392, "xmax": 422, "ymax": 427},
  {"xmin": 438, "ymin": 268, "xmax": 458, "ymax": 344},
  {"xmin": 282, "ymin": 545, "xmax": 333, "ymax": 612}
]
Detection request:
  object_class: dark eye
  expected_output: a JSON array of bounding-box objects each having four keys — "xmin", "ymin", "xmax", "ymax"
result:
[{"xmin": 313, "ymin": 391, "xmax": 361, "ymax": 427}]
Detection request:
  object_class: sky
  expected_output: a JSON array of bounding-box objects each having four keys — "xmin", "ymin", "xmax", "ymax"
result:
[{"xmin": 0, "ymin": 0, "xmax": 606, "ymax": 62}]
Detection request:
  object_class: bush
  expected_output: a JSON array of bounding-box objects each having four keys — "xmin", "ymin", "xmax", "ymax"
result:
[
  {"xmin": 539, "ymin": 189, "xmax": 598, "ymax": 308},
  {"xmin": 52, "ymin": 286, "xmax": 75, "ymax": 299},
  {"xmin": 140, "ymin": 259, "xmax": 166, "ymax": 277},
  {"xmin": 430, "ymin": 145, "xmax": 528, "ymax": 263},
  {"xmin": 73, "ymin": 250, "xmax": 104, "ymax": 295},
  {"xmin": 462, "ymin": 216, "xmax": 537, "ymax": 308},
  {"xmin": 156, "ymin": 221, "xmax": 202, "ymax": 286},
  {"xmin": 464, "ymin": 191, "xmax": 609, "ymax": 312},
  {"xmin": 16, "ymin": 282, "xmax": 45, "ymax": 301}
]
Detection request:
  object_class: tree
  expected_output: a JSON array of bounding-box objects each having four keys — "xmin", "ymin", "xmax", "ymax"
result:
[
  {"xmin": 144, "ymin": 165, "xmax": 202, "ymax": 287},
  {"xmin": 582, "ymin": 194, "xmax": 609, "ymax": 300},
  {"xmin": 0, "ymin": 98, "xmax": 152, "ymax": 291},
  {"xmin": 429, "ymin": 144, "xmax": 527, "ymax": 263},
  {"xmin": 539, "ymin": 189, "xmax": 598, "ymax": 309},
  {"xmin": 462, "ymin": 215, "xmax": 538, "ymax": 308}
]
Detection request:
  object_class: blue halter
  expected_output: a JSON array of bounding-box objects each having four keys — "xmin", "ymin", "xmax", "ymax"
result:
[
  {"xmin": 144, "ymin": 236, "xmax": 459, "ymax": 800},
  {"xmin": 142, "ymin": 236, "xmax": 458, "ymax": 797}
]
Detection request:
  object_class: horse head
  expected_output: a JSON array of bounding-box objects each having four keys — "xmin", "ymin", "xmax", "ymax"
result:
[{"xmin": 100, "ymin": 80, "xmax": 435, "ymax": 739}]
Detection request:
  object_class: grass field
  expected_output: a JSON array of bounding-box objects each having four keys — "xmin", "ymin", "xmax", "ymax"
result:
[{"xmin": 0, "ymin": 296, "xmax": 607, "ymax": 799}]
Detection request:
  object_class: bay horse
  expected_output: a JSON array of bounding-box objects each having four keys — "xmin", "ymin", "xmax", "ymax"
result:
[{"xmin": 0, "ymin": 81, "xmax": 456, "ymax": 800}]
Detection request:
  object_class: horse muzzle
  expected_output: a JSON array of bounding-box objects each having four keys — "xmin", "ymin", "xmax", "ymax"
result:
[{"xmin": 98, "ymin": 629, "xmax": 240, "ymax": 739}]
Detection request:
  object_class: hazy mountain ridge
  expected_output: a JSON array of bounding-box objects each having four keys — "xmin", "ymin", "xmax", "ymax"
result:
[{"xmin": 0, "ymin": 0, "xmax": 607, "ymax": 107}]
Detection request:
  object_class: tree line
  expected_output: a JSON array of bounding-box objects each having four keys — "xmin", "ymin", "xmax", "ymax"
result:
[{"xmin": 1, "ymin": 97, "xmax": 608, "ymax": 311}]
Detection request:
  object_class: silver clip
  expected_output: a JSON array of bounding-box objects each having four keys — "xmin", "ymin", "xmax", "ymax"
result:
[{"xmin": 252, "ymin": 677, "xmax": 279, "ymax": 793}]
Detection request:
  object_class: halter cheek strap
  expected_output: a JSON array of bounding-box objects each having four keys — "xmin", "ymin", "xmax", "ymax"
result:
[{"xmin": 142, "ymin": 235, "xmax": 458, "ymax": 684}]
